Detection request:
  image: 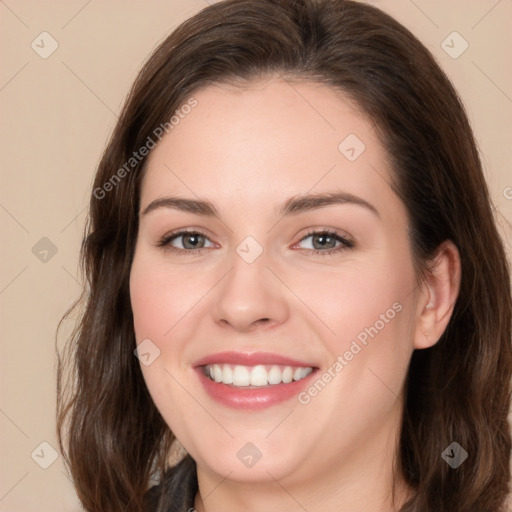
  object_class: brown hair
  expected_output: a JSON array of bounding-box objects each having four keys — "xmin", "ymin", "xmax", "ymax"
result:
[{"xmin": 56, "ymin": 0, "xmax": 512, "ymax": 510}]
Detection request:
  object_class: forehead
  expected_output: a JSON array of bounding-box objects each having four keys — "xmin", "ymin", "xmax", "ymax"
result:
[{"xmin": 141, "ymin": 77, "xmax": 397, "ymax": 216}]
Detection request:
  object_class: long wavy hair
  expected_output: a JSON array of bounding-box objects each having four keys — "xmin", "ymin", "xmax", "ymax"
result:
[{"xmin": 56, "ymin": 0, "xmax": 512, "ymax": 510}]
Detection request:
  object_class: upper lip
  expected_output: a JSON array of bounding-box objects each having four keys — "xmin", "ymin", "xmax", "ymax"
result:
[{"xmin": 193, "ymin": 351, "xmax": 317, "ymax": 368}]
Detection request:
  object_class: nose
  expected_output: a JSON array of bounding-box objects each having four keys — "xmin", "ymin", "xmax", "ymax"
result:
[{"xmin": 211, "ymin": 250, "xmax": 290, "ymax": 333}]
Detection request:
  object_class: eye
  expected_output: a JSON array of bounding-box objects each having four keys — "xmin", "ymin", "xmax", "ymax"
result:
[
  {"xmin": 294, "ymin": 229, "xmax": 354, "ymax": 255},
  {"xmin": 157, "ymin": 230, "xmax": 216, "ymax": 254},
  {"xmin": 156, "ymin": 228, "xmax": 354, "ymax": 256}
]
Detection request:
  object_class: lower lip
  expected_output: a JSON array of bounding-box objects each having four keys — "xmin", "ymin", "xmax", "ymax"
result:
[{"xmin": 195, "ymin": 368, "xmax": 317, "ymax": 410}]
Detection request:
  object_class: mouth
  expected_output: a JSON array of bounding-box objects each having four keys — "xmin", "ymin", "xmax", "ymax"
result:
[
  {"xmin": 202, "ymin": 363, "xmax": 313, "ymax": 388},
  {"xmin": 193, "ymin": 352, "xmax": 318, "ymax": 410}
]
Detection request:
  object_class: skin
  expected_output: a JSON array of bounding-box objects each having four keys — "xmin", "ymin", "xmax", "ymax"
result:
[{"xmin": 130, "ymin": 76, "xmax": 460, "ymax": 512}]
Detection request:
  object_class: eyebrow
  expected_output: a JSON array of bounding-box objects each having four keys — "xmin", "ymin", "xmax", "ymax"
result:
[{"xmin": 141, "ymin": 191, "xmax": 380, "ymax": 218}]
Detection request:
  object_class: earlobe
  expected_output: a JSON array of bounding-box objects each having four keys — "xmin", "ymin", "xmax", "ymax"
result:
[{"xmin": 414, "ymin": 240, "xmax": 461, "ymax": 350}]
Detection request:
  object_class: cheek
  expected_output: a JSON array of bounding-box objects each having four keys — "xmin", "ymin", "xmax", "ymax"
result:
[
  {"xmin": 329, "ymin": 272, "xmax": 408, "ymax": 341},
  {"xmin": 298, "ymin": 259, "xmax": 414, "ymax": 346},
  {"xmin": 292, "ymin": 263, "xmax": 416, "ymax": 441},
  {"xmin": 129, "ymin": 254, "xmax": 199, "ymax": 437},
  {"xmin": 292, "ymin": 252, "xmax": 416, "ymax": 400},
  {"xmin": 130, "ymin": 269, "xmax": 171, "ymax": 342},
  {"xmin": 129, "ymin": 252, "xmax": 192, "ymax": 407},
  {"xmin": 129, "ymin": 254, "xmax": 200, "ymax": 348}
]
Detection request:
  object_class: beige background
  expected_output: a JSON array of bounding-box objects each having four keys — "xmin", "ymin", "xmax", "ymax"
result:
[{"xmin": 1, "ymin": 1, "xmax": 511, "ymax": 510}]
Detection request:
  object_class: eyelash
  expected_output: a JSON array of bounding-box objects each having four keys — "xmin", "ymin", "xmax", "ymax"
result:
[{"xmin": 157, "ymin": 228, "xmax": 354, "ymax": 257}]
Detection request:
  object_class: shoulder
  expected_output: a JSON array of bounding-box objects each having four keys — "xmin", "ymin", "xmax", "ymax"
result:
[{"xmin": 144, "ymin": 455, "xmax": 198, "ymax": 512}]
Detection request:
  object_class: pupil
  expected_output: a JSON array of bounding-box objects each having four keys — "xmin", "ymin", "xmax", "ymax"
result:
[
  {"xmin": 314, "ymin": 234, "xmax": 334, "ymax": 249},
  {"xmin": 184, "ymin": 234, "xmax": 203, "ymax": 249}
]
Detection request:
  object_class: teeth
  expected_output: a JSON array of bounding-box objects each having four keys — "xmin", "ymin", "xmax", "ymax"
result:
[
  {"xmin": 268, "ymin": 366, "xmax": 282, "ymax": 385},
  {"xmin": 282, "ymin": 366, "xmax": 293, "ymax": 384},
  {"xmin": 232, "ymin": 365, "xmax": 250, "ymax": 386},
  {"xmin": 213, "ymin": 364, "xmax": 223, "ymax": 383},
  {"xmin": 293, "ymin": 367, "xmax": 305, "ymax": 380},
  {"xmin": 250, "ymin": 365, "xmax": 268, "ymax": 387},
  {"xmin": 206, "ymin": 364, "xmax": 313, "ymax": 387},
  {"xmin": 222, "ymin": 365, "xmax": 233, "ymax": 384}
]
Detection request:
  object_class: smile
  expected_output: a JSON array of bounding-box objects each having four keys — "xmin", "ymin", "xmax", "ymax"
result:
[
  {"xmin": 194, "ymin": 352, "xmax": 318, "ymax": 410},
  {"xmin": 203, "ymin": 364, "xmax": 313, "ymax": 387}
]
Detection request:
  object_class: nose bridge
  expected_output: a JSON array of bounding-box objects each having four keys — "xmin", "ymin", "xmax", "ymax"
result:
[{"xmin": 211, "ymin": 239, "xmax": 289, "ymax": 331}]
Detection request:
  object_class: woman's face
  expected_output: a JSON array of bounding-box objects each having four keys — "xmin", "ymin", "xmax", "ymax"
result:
[{"xmin": 130, "ymin": 77, "xmax": 422, "ymax": 488}]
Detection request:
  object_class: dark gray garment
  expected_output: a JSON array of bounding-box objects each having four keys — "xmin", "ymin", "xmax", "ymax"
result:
[{"xmin": 144, "ymin": 456, "xmax": 198, "ymax": 512}]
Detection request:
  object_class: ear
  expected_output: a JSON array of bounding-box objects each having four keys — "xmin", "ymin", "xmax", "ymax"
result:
[{"xmin": 414, "ymin": 240, "xmax": 461, "ymax": 349}]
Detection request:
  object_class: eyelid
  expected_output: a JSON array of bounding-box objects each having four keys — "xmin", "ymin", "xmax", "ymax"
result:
[
  {"xmin": 156, "ymin": 228, "xmax": 217, "ymax": 254},
  {"xmin": 292, "ymin": 228, "xmax": 354, "ymax": 254},
  {"xmin": 157, "ymin": 227, "xmax": 355, "ymax": 256}
]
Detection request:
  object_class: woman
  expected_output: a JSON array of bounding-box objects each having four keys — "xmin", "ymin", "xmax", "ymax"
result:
[{"xmin": 56, "ymin": 0, "xmax": 512, "ymax": 511}]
